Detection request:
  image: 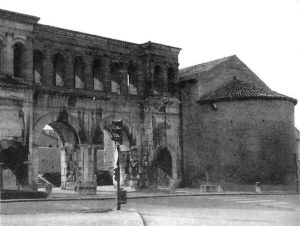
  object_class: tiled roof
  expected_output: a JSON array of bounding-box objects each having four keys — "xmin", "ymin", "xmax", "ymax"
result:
[
  {"xmin": 0, "ymin": 8, "xmax": 39, "ymax": 24},
  {"xmin": 178, "ymin": 55, "xmax": 234, "ymax": 82},
  {"xmin": 197, "ymin": 78, "xmax": 297, "ymax": 105}
]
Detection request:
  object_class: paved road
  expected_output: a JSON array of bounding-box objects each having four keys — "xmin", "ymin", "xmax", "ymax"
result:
[
  {"xmin": 133, "ymin": 195, "xmax": 300, "ymax": 226},
  {"xmin": 1, "ymin": 194, "xmax": 300, "ymax": 225}
]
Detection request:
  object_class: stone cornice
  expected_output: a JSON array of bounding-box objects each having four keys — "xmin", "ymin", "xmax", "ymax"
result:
[
  {"xmin": 34, "ymin": 24, "xmax": 180, "ymax": 55},
  {"xmin": 35, "ymin": 24, "xmax": 140, "ymax": 51},
  {"xmin": 0, "ymin": 8, "xmax": 40, "ymax": 24}
]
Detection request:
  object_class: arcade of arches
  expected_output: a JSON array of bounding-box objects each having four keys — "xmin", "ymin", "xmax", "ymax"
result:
[
  {"xmin": 1, "ymin": 9, "xmax": 298, "ymax": 194},
  {"xmin": 0, "ymin": 9, "xmax": 182, "ymax": 194}
]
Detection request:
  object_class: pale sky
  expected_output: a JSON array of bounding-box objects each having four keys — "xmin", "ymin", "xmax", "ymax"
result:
[{"xmin": 2, "ymin": 0, "xmax": 300, "ymax": 128}]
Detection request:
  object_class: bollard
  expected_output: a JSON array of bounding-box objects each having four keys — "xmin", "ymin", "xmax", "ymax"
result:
[{"xmin": 45, "ymin": 183, "xmax": 53, "ymax": 193}]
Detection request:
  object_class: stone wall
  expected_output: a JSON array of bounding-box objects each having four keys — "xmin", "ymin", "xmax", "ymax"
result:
[
  {"xmin": 37, "ymin": 148, "xmax": 61, "ymax": 174},
  {"xmin": 0, "ymin": 9, "xmax": 182, "ymax": 191},
  {"xmin": 182, "ymin": 99, "xmax": 296, "ymax": 188}
]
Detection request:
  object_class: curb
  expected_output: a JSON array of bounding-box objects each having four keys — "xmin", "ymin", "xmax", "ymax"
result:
[
  {"xmin": 1, "ymin": 191, "xmax": 298, "ymax": 203},
  {"xmin": 1, "ymin": 209, "xmax": 145, "ymax": 226}
]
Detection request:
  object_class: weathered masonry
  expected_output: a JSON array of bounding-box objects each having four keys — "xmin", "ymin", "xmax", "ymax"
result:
[
  {"xmin": 178, "ymin": 56, "xmax": 298, "ymax": 190},
  {"xmin": 0, "ymin": 9, "xmax": 182, "ymax": 193},
  {"xmin": 0, "ymin": 9, "xmax": 298, "ymax": 194}
]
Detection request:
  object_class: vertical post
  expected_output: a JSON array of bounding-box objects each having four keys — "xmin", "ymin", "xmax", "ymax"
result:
[{"xmin": 116, "ymin": 144, "xmax": 121, "ymax": 210}]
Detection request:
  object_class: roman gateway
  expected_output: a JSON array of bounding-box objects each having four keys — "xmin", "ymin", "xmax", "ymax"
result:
[
  {"xmin": 0, "ymin": 9, "xmax": 298, "ymax": 194},
  {"xmin": 0, "ymin": 9, "xmax": 182, "ymax": 194}
]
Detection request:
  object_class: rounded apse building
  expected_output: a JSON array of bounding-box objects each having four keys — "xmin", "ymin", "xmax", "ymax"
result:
[{"xmin": 184, "ymin": 77, "xmax": 297, "ymax": 189}]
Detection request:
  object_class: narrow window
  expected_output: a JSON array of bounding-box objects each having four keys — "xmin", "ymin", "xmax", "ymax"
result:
[
  {"xmin": 13, "ymin": 42, "xmax": 25, "ymax": 78},
  {"xmin": 74, "ymin": 56, "xmax": 85, "ymax": 89},
  {"xmin": 53, "ymin": 53, "xmax": 65, "ymax": 86},
  {"xmin": 127, "ymin": 64, "xmax": 138, "ymax": 95},
  {"xmin": 93, "ymin": 59, "xmax": 103, "ymax": 91},
  {"xmin": 167, "ymin": 68, "xmax": 176, "ymax": 95},
  {"xmin": 110, "ymin": 63, "xmax": 121, "ymax": 94},
  {"xmin": 33, "ymin": 50, "xmax": 43, "ymax": 84},
  {"xmin": 154, "ymin": 65, "xmax": 162, "ymax": 94}
]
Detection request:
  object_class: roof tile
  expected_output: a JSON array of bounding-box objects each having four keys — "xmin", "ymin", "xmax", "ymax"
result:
[
  {"xmin": 197, "ymin": 78, "xmax": 297, "ymax": 105},
  {"xmin": 178, "ymin": 55, "xmax": 234, "ymax": 82}
]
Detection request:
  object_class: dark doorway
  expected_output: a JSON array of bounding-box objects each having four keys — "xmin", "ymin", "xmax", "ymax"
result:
[{"xmin": 155, "ymin": 148, "xmax": 172, "ymax": 187}]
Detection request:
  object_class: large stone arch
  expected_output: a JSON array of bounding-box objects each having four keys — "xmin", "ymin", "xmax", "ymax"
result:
[
  {"xmin": 33, "ymin": 110, "xmax": 81, "ymax": 145},
  {"xmin": 149, "ymin": 143, "xmax": 181, "ymax": 188},
  {"xmin": 0, "ymin": 140, "xmax": 28, "ymax": 190},
  {"xmin": 100, "ymin": 114, "xmax": 139, "ymax": 146},
  {"xmin": 32, "ymin": 110, "xmax": 84, "ymax": 190},
  {"xmin": 99, "ymin": 114, "xmax": 140, "ymax": 187}
]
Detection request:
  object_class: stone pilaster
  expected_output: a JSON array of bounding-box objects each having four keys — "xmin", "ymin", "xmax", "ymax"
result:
[
  {"xmin": 161, "ymin": 65, "xmax": 168, "ymax": 94},
  {"xmin": 102, "ymin": 56, "xmax": 111, "ymax": 92},
  {"xmin": 43, "ymin": 49, "xmax": 54, "ymax": 86},
  {"xmin": 24, "ymin": 37, "xmax": 34, "ymax": 82},
  {"xmin": 84, "ymin": 56, "xmax": 93, "ymax": 90},
  {"xmin": 23, "ymin": 98, "xmax": 38, "ymax": 190},
  {"xmin": 0, "ymin": 43, "xmax": 4, "ymax": 75},
  {"xmin": 75, "ymin": 144, "xmax": 97, "ymax": 195},
  {"xmin": 142, "ymin": 56, "xmax": 153, "ymax": 97},
  {"xmin": 119, "ymin": 66, "xmax": 128, "ymax": 95},
  {"xmin": 0, "ymin": 163, "xmax": 4, "ymax": 191},
  {"xmin": 65, "ymin": 54, "xmax": 74, "ymax": 89},
  {"xmin": 4, "ymin": 33, "xmax": 14, "ymax": 77}
]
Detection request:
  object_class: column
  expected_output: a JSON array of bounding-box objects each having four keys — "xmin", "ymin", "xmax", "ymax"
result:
[
  {"xmin": 4, "ymin": 33, "xmax": 14, "ymax": 77},
  {"xmin": 75, "ymin": 144, "xmax": 97, "ymax": 195},
  {"xmin": 23, "ymin": 99, "xmax": 38, "ymax": 191},
  {"xmin": 143, "ymin": 56, "xmax": 153, "ymax": 97},
  {"xmin": 102, "ymin": 56, "xmax": 111, "ymax": 92},
  {"xmin": 161, "ymin": 65, "xmax": 168, "ymax": 94},
  {"xmin": 0, "ymin": 163, "xmax": 4, "ymax": 191},
  {"xmin": 24, "ymin": 37, "xmax": 34, "ymax": 83},
  {"xmin": 119, "ymin": 65, "xmax": 128, "ymax": 95},
  {"xmin": 60, "ymin": 147, "xmax": 67, "ymax": 189},
  {"xmin": 129, "ymin": 149, "xmax": 139, "ymax": 189},
  {"xmin": 43, "ymin": 49, "xmax": 54, "ymax": 86},
  {"xmin": 84, "ymin": 56, "xmax": 93, "ymax": 90},
  {"xmin": 65, "ymin": 55, "xmax": 74, "ymax": 89},
  {"xmin": 0, "ymin": 42, "xmax": 4, "ymax": 75}
]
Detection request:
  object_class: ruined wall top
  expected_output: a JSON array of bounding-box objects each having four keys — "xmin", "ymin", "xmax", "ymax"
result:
[{"xmin": 0, "ymin": 8, "xmax": 40, "ymax": 24}]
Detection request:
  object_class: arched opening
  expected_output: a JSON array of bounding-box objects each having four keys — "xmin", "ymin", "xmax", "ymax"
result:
[
  {"xmin": 93, "ymin": 58, "xmax": 103, "ymax": 91},
  {"xmin": 154, "ymin": 147, "xmax": 172, "ymax": 187},
  {"xmin": 33, "ymin": 50, "xmax": 43, "ymax": 84},
  {"xmin": 13, "ymin": 42, "xmax": 25, "ymax": 78},
  {"xmin": 35, "ymin": 120, "xmax": 78, "ymax": 190},
  {"xmin": 127, "ymin": 64, "xmax": 138, "ymax": 95},
  {"xmin": 167, "ymin": 68, "xmax": 176, "ymax": 95},
  {"xmin": 74, "ymin": 56, "xmax": 85, "ymax": 89},
  {"xmin": 110, "ymin": 63, "xmax": 121, "ymax": 94},
  {"xmin": 53, "ymin": 53, "xmax": 65, "ymax": 86},
  {"xmin": 98, "ymin": 117, "xmax": 137, "ymax": 188},
  {"xmin": 154, "ymin": 65, "xmax": 163, "ymax": 94},
  {"xmin": 0, "ymin": 140, "xmax": 28, "ymax": 190}
]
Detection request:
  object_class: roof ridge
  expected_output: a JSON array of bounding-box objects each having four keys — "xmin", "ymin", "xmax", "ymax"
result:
[
  {"xmin": 198, "ymin": 78, "xmax": 297, "ymax": 105},
  {"xmin": 180, "ymin": 55, "xmax": 235, "ymax": 72},
  {"xmin": 178, "ymin": 55, "xmax": 236, "ymax": 82}
]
